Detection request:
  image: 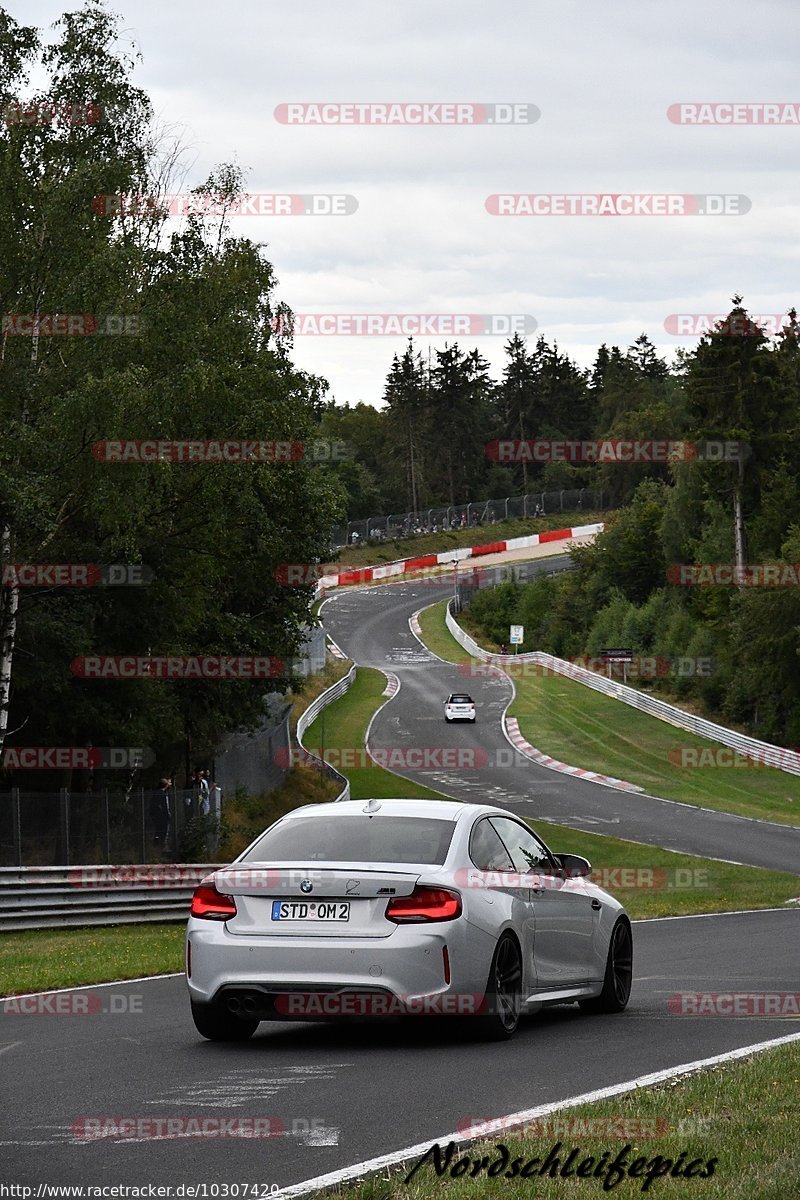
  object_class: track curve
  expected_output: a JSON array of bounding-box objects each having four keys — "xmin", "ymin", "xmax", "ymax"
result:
[{"xmin": 320, "ymin": 570, "xmax": 800, "ymax": 874}]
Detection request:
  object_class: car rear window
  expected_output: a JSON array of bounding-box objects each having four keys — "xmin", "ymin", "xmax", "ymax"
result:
[
  {"xmin": 241, "ymin": 815, "xmax": 457, "ymax": 865},
  {"xmin": 449, "ymin": 694, "xmax": 473, "ymax": 703}
]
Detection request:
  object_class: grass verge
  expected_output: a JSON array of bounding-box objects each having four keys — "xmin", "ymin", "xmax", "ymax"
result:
[
  {"xmin": 420, "ymin": 598, "xmax": 800, "ymax": 826},
  {"xmin": 416, "ymin": 600, "xmax": 472, "ymax": 664},
  {"xmin": 528, "ymin": 819, "xmax": 799, "ymax": 919},
  {"xmin": 510, "ymin": 672, "xmax": 800, "ymax": 826},
  {"xmin": 332, "ymin": 1040, "xmax": 800, "ymax": 1200},
  {"xmin": 0, "ymin": 923, "xmax": 185, "ymax": 996},
  {"xmin": 299, "ymin": 646, "xmax": 800, "ymax": 917},
  {"xmin": 303, "ymin": 666, "xmax": 451, "ymax": 802}
]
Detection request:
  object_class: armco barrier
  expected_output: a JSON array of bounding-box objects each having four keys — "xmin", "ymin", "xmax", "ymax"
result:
[
  {"xmin": 295, "ymin": 664, "xmax": 356, "ymax": 800},
  {"xmin": 0, "ymin": 864, "xmax": 223, "ymax": 932},
  {"xmin": 445, "ymin": 602, "xmax": 800, "ymax": 779}
]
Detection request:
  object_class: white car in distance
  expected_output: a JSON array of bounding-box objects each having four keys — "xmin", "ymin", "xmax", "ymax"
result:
[{"xmin": 444, "ymin": 693, "xmax": 476, "ymax": 722}]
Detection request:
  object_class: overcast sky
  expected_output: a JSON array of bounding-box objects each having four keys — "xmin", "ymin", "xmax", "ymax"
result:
[{"xmin": 14, "ymin": 0, "xmax": 800, "ymax": 405}]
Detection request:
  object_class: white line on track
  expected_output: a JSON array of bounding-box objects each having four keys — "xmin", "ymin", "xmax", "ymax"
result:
[
  {"xmin": 274, "ymin": 1030, "xmax": 800, "ymax": 1198},
  {"xmin": 635, "ymin": 906, "xmax": 798, "ymax": 923},
  {"xmin": 1, "ymin": 974, "xmax": 182, "ymax": 1002},
  {"xmin": 2, "ymin": 909, "xmax": 794, "ymax": 1002}
]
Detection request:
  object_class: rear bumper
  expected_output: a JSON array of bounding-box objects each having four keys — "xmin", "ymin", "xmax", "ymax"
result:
[{"xmin": 186, "ymin": 917, "xmax": 496, "ymax": 1016}]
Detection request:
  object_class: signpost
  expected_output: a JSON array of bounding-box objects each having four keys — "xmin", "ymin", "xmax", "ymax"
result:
[
  {"xmin": 510, "ymin": 625, "xmax": 524, "ymax": 654},
  {"xmin": 600, "ymin": 647, "xmax": 634, "ymax": 683}
]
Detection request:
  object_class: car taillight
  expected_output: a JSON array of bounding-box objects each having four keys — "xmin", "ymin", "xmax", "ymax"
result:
[
  {"xmin": 386, "ymin": 886, "xmax": 462, "ymax": 923},
  {"xmin": 190, "ymin": 882, "xmax": 237, "ymax": 920}
]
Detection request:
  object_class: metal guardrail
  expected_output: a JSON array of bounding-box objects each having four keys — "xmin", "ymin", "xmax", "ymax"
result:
[
  {"xmin": 445, "ymin": 601, "xmax": 800, "ymax": 778},
  {"xmin": 295, "ymin": 665, "xmax": 356, "ymax": 801},
  {"xmin": 0, "ymin": 864, "xmax": 224, "ymax": 931},
  {"xmin": 2, "ymin": 656, "xmax": 356, "ymax": 929}
]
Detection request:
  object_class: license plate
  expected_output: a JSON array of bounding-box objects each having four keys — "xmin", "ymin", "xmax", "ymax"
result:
[{"xmin": 271, "ymin": 900, "xmax": 350, "ymax": 922}]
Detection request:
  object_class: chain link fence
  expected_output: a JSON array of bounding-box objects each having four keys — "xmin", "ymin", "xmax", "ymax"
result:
[
  {"xmin": 0, "ymin": 622, "xmax": 330, "ymax": 866},
  {"xmin": 0, "ymin": 784, "xmax": 223, "ymax": 868},
  {"xmin": 214, "ymin": 694, "xmax": 292, "ymax": 800},
  {"xmin": 332, "ymin": 488, "xmax": 608, "ymax": 548}
]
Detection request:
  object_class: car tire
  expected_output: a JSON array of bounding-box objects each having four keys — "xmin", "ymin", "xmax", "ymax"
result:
[
  {"xmin": 579, "ymin": 918, "xmax": 633, "ymax": 1014},
  {"xmin": 190, "ymin": 999, "xmax": 259, "ymax": 1041},
  {"xmin": 477, "ymin": 933, "xmax": 523, "ymax": 1040}
]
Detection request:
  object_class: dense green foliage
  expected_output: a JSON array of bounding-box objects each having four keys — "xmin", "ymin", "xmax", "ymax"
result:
[
  {"xmin": 0, "ymin": 6, "xmax": 344, "ymax": 783},
  {"xmin": 466, "ymin": 306, "xmax": 800, "ymax": 743},
  {"xmin": 320, "ymin": 330, "xmax": 686, "ymax": 519}
]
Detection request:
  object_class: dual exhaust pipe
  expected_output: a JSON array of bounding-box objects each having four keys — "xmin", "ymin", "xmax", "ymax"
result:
[{"xmin": 226, "ymin": 993, "xmax": 260, "ymax": 1015}]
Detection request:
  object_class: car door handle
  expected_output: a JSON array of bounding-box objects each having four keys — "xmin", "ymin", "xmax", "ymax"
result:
[
  {"xmin": 591, "ymin": 899, "xmax": 602, "ymax": 910},
  {"xmin": 531, "ymin": 887, "xmax": 544, "ymax": 896}
]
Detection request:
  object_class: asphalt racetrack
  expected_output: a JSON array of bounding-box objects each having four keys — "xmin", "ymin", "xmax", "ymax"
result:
[
  {"xmin": 3, "ymin": 565, "xmax": 799, "ymax": 1192},
  {"xmin": 1, "ymin": 910, "xmax": 799, "ymax": 1188},
  {"xmin": 320, "ymin": 570, "xmax": 800, "ymax": 874}
]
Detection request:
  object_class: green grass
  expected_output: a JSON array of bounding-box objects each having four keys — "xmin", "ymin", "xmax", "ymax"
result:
[
  {"xmin": 8, "ymin": 649, "xmax": 798, "ymax": 997},
  {"xmin": 417, "ymin": 598, "xmax": 800, "ymax": 827},
  {"xmin": 304, "ymin": 656, "xmax": 800, "ymax": 913},
  {"xmin": 510, "ymin": 671, "xmax": 800, "ymax": 826},
  {"xmin": 529, "ymin": 819, "xmax": 799, "ymax": 918},
  {"xmin": 334, "ymin": 1040, "xmax": 800, "ymax": 1200},
  {"xmin": 0, "ymin": 923, "xmax": 185, "ymax": 996},
  {"xmin": 416, "ymin": 601, "xmax": 472, "ymax": 663},
  {"xmin": 303, "ymin": 666, "xmax": 451, "ymax": 801},
  {"xmin": 331, "ymin": 510, "xmax": 608, "ymax": 567}
]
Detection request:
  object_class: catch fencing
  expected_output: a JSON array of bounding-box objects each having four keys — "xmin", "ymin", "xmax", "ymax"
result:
[
  {"xmin": 0, "ymin": 785, "xmax": 221, "ymax": 869},
  {"xmin": 445, "ymin": 603, "xmax": 800, "ymax": 778},
  {"xmin": 214, "ymin": 698, "xmax": 292, "ymax": 798},
  {"xmin": 333, "ymin": 488, "xmax": 608, "ymax": 548}
]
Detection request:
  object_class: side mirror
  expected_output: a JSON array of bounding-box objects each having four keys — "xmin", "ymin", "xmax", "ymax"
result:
[{"xmin": 553, "ymin": 853, "xmax": 592, "ymax": 879}]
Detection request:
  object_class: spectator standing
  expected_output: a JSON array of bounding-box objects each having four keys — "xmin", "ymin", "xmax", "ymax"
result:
[
  {"xmin": 199, "ymin": 770, "xmax": 211, "ymax": 816},
  {"xmin": 150, "ymin": 777, "xmax": 171, "ymax": 851}
]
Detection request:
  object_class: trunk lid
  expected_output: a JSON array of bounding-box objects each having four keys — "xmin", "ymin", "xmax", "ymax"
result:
[{"xmin": 214, "ymin": 863, "xmax": 424, "ymax": 938}]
